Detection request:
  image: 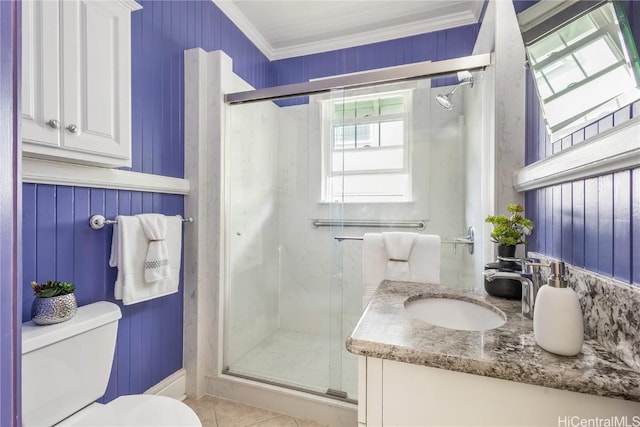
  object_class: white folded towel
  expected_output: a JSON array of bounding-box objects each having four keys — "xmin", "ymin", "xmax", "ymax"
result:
[
  {"xmin": 363, "ymin": 233, "xmax": 387, "ymax": 308},
  {"xmin": 362, "ymin": 232, "xmax": 441, "ymax": 308},
  {"xmin": 136, "ymin": 213, "xmax": 170, "ymax": 283},
  {"xmin": 382, "ymin": 232, "xmax": 418, "ymax": 281},
  {"xmin": 109, "ymin": 215, "xmax": 183, "ymax": 305}
]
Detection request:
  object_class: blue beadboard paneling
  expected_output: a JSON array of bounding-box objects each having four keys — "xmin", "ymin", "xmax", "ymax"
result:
[
  {"xmin": 613, "ymin": 171, "xmax": 632, "ymax": 282},
  {"xmin": 22, "ymin": 184, "xmax": 185, "ymax": 403},
  {"xmin": 561, "ymin": 183, "xmax": 573, "ymax": 264},
  {"xmin": 584, "ymin": 178, "xmax": 599, "ymax": 273},
  {"xmin": 597, "ymin": 175, "xmax": 614, "ymax": 275},
  {"xmin": 271, "ymin": 24, "xmax": 480, "ymax": 87},
  {"xmin": 572, "ymin": 181, "xmax": 585, "ymax": 268}
]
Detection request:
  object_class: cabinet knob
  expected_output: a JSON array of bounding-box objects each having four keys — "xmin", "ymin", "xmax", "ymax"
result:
[
  {"xmin": 66, "ymin": 124, "xmax": 79, "ymax": 134},
  {"xmin": 47, "ymin": 119, "xmax": 60, "ymax": 129}
]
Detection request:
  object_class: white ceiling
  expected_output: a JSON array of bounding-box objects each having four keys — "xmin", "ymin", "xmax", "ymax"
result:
[{"xmin": 213, "ymin": 0, "xmax": 485, "ymax": 60}]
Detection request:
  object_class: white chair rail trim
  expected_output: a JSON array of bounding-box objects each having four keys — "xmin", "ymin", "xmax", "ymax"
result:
[
  {"xmin": 513, "ymin": 116, "xmax": 640, "ymax": 192},
  {"xmin": 23, "ymin": 157, "xmax": 190, "ymax": 195}
]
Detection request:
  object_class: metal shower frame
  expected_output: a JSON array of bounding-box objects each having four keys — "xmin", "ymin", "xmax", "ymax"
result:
[{"xmin": 224, "ymin": 53, "xmax": 491, "ymax": 104}]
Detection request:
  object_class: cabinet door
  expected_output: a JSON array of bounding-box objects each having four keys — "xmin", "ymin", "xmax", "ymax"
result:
[
  {"xmin": 21, "ymin": 0, "xmax": 61, "ymax": 148},
  {"xmin": 60, "ymin": 0, "xmax": 131, "ymax": 163}
]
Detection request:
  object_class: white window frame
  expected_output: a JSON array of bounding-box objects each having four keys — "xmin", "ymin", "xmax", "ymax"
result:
[{"xmin": 321, "ymin": 90, "xmax": 413, "ymax": 203}]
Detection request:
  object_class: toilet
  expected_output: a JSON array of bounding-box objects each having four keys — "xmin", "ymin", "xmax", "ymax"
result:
[{"xmin": 22, "ymin": 301, "xmax": 201, "ymax": 427}]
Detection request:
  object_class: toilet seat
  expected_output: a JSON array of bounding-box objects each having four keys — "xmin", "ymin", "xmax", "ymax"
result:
[{"xmin": 57, "ymin": 395, "xmax": 201, "ymax": 427}]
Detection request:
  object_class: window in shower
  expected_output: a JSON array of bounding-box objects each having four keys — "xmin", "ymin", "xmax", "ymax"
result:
[{"xmin": 322, "ymin": 91, "xmax": 412, "ymax": 203}]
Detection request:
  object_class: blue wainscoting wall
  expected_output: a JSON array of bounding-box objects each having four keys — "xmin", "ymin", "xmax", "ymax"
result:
[{"xmin": 522, "ymin": 2, "xmax": 640, "ymax": 287}]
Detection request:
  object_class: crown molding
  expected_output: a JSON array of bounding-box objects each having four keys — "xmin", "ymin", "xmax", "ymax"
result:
[
  {"xmin": 270, "ymin": 11, "xmax": 478, "ymax": 60},
  {"xmin": 213, "ymin": 0, "xmax": 274, "ymax": 59},
  {"xmin": 213, "ymin": 0, "xmax": 478, "ymax": 60}
]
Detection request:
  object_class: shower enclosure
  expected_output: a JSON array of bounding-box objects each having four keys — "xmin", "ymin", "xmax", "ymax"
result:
[{"xmin": 222, "ymin": 55, "xmax": 492, "ymax": 402}]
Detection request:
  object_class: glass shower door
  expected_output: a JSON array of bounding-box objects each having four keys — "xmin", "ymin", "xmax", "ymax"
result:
[{"xmin": 223, "ymin": 94, "xmax": 356, "ymax": 401}]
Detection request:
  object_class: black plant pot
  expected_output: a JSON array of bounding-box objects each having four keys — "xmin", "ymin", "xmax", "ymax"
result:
[
  {"xmin": 484, "ymin": 277, "xmax": 522, "ymax": 300},
  {"xmin": 497, "ymin": 245, "xmax": 516, "ymax": 258}
]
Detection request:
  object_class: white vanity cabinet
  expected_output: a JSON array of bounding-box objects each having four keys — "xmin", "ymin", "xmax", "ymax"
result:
[
  {"xmin": 358, "ymin": 356, "xmax": 640, "ymax": 427},
  {"xmin": 21, "ymin": 0, "xmax": 141, "ymax": 167}
]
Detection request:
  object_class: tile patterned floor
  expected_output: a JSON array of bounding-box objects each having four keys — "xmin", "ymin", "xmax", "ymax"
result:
[{"xmin": 184, "ymin": 395, "xmax": 328, "ymax": 427}]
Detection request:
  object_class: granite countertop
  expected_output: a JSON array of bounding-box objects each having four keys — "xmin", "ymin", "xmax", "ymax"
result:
[{"xmin": 346, "ymin": 280, "xmax": 640, "ymax": 402}]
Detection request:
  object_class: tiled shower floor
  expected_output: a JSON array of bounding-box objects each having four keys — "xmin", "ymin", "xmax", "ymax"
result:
[{"xmin": 227, "ymin": 329, "xmax": 357, "ymax": 401}]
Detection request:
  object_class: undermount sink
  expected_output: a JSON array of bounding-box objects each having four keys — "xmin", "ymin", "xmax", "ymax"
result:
[{"xmin": 405, "ymin": 297, "xmax": 506, "ymax": 331}]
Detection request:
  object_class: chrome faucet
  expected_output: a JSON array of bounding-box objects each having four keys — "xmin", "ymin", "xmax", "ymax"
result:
[{"xmin": 483, "ymin": 257, "xmax": 546, "ymax": 319}]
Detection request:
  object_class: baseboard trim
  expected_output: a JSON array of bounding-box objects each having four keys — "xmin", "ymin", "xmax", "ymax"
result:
[{"xmin": 145, "ymin": 369, "xmax": 187, "ymax": 401}]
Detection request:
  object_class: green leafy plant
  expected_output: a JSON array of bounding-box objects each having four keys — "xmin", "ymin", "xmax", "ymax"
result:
[
  {"xmin": 31, "ymin": 280, "xmax": 75, "ymax": 298},
  {"xmin": 485, "ymin": 204, "xmax": 534, "ymax": 246}
]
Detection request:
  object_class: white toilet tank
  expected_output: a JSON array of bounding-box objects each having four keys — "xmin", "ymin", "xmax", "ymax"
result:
[{"xmin": 22, "ymin": 301, "xmax": 122, "ymax": 427}]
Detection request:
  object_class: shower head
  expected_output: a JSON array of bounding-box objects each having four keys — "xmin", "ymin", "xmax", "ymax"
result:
[
  {"xmin": 435, "ymin": 93, "xmax": 453, "ymax": 110},
  {"xmin": 435, "ymin": 73, "xmax": 475, "ymax": 110}
]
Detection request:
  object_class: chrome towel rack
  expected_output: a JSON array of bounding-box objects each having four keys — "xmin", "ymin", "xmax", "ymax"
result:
[{"xmin": 89, "ymin": 214, "xmax": 194, "ymax": 230}]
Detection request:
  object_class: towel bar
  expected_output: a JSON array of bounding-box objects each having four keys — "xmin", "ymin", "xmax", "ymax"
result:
[
  {"xmin": 312, "ymin": 219, "xmax": 426, "ymax": 230},
  {"xmin": 89, "ymin": 214, "xmax": 194, "ymax": 230}
]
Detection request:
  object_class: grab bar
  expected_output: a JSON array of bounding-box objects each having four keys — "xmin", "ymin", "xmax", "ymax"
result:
[{"xmin": 312, "ymin": 219, "xmax": 426, "ymax": 230}]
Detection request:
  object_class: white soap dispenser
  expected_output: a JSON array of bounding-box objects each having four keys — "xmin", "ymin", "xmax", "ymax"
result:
[{"xmin": 533, "ymin": 261, "xmax": 583, "ymax": 356}]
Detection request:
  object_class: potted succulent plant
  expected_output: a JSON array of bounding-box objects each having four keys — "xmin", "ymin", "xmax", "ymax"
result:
[
  {"xmin": 30, "ymin": 280, "xmax": 77, "ymax": 325},
  {"xmin": 485, "ymin": 204, "xmax": 534, "ymax": 258}
]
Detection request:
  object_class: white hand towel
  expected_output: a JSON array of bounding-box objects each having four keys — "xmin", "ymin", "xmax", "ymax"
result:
[
  {"xmin": 136, "ymin": 213, "xmax": 170, "ymax": 283},
  {"xmin": 382, "ymin": 232, "xmax": 418, "ymax": 281},
  {"xmin": 363, "ymin": 233, "xmax": 387, "ymax": 308},
  {"xmin": 362, "ymin": 232, "xmax": 441, "ymax": 308},
  {"xmin": 110, "ymin": 215, "xmax": 183, "ymax": 305},
  {"xmin": 408, "ymin": 234, "xmax": 441, "ymax": 284}
]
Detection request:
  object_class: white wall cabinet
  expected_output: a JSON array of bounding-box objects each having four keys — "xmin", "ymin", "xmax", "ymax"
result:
[
  {"xmin": 21, "ymin": 0, "xmax": 141, "ymax": 168},
  {"xmin": 359, "ymin": 356, "xmax": 640, "ymax": 426}
]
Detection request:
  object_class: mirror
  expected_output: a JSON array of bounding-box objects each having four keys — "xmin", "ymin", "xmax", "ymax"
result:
[{"xmin": 517, "ymin": 0, "xmax": 640, "ymax": 139}]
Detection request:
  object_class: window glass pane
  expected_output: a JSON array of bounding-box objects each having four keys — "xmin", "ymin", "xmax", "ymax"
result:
[
  {"xmin": 380, "ymin": 121, "xmax": 404, "ymax": 146},
  {"xmin": 332, "ymin": 147, "xmax": 404, "ymax": 172},
  {"xmin": 356, "ymin": 123, "xmax": 377, "ymax": 147},
  {"xmin": 558, "ymin": 14, "xmax": 596, "ymax": 46},
  {"xmin": 379, "ymin": 97, "xmax": 404, "ymax": 114},
  {"xmin": 540, "ymin": 55, "xmax": 585, "ymax": 92},
  {"xmin": 356, "ymin": 100, "xmax": 376, "ymax": 118},
  {"xmin": 543, "ymin": 65, "xmax": 634, "ymax": 128},
  {"xmin": 335, "ymin": 101, "xmax": 356, "ymax": 119},
  {"xmin": 573, "ymin": 37, "xmax": 620, "ymax": 75},
  {"xmin": 528, "ymin": 33, "xmax": 565, "ymax": 64},
  {"xmin": 334, "ymin": 125, "xmax": 356, "ymax": 149},
  {"xmin": 534, "ymin": 70, "xmax": 554, "ymax": 98}
]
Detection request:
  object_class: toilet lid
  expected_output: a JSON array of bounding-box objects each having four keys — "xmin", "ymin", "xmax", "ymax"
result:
[{"xmin": 58, "ymin": 395, "xmax": 201, "ymax": 427}]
